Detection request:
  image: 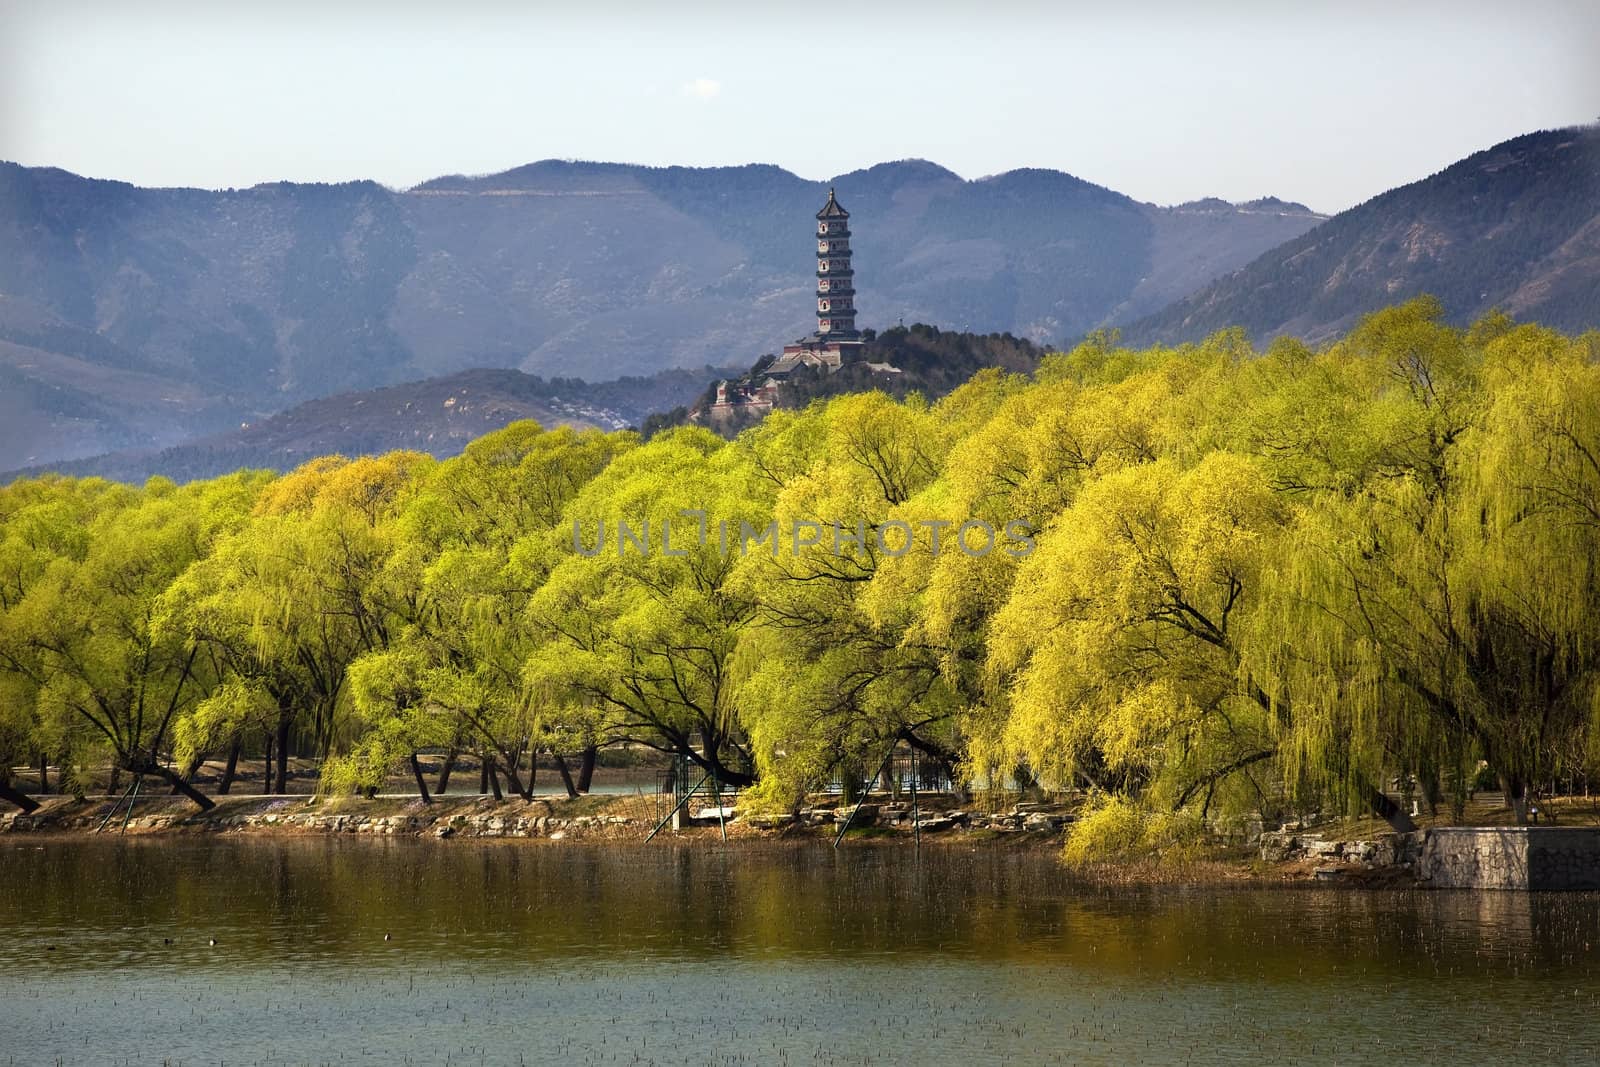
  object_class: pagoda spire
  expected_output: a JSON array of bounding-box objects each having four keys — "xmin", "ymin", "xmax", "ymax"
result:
[{"xmin": 814, "ymin": 187, "xmax": 857, "ymax": 339}]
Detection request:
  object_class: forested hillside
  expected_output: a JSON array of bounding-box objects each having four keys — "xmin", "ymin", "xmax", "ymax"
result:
[
  {"xmin": 5, "ymin": 299, "xmax": 1597, "ymax": 858},
  {"xmin": 646, "ymin": 324, "xmax": 1049, "ymax": 435}
]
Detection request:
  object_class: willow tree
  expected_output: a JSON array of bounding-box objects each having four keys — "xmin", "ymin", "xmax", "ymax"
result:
[
  {"xmin": 865, "ymin": 344, "xmax": 1209, "ymax": 792},
  {"xmin": 332, "ymin": 422, "xmax": 634, "ymax": 799},
  {"xmin": 7, "ymin": 474, "xmax": 267, "ymax": 809},
  {"xmin": 525, "ymin": 426, "xmax": 770, "ymax": 788},
  {"xmin": 730, "ymin": 391, "xmax": 970, "ymax": 805},
  {"xmin": 988, "ymin": 452, "xmax": 1296, "ymax": 852},
  {"xmin": 0, "ymin": 476, "xmax": 136, "ymax": 809},
  {"xmin": 1465, "ymin": 325, "xmax": 1600, "ymax": 804},
  {"xmin": 162, "ymin": 453, "xmax": 430, "ymax": 795},
  {"xmin": 1255, "ymin": 318, "xmax": 1600, "ymax": 822}
]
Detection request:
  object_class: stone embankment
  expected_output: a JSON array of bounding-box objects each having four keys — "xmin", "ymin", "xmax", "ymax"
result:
[
  {"xmin": 0, "ymin": 795, "xmax": 1074, "ymax": 842},
  {"xmin": 760, "ymin": 801, "xmax": 1071, "ymax": 834},
  {"xmin": 1259, "ymin": 825, "xmax": 1600, "ymax": 889},
  {"xmin": 1258, "ymin": 828, "xmax": 1422, "ymax": 867},
  {"xmin": 0, "ymin": 796, "xmax": 648, "ymax": 840}
]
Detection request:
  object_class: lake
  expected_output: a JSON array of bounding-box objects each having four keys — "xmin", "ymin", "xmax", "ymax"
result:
[{"xmin": 3, "ymin": 836, "xmax": 1600, "ymax": 1065}]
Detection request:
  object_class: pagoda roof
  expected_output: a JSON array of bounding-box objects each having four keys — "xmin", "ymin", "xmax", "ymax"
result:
[{"xmin": 816, "ymin": 187, "xmax": 849, "ymax": 219}]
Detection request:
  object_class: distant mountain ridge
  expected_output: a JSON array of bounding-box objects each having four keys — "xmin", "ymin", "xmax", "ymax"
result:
[
  {"xmin": 9, "ymin": 129, "xmax": 1596, "ymax": 479},
  {"xmin": 1, "ymin": 365, "xmax": 725, "ymax": 485},
  {"xmin": 1124, "ymin": 127, "xmax": 1600, "ymax": 344},
  {"xmin": 0, "ymin": 156, "xmax": 1322, "ymax": 470}
]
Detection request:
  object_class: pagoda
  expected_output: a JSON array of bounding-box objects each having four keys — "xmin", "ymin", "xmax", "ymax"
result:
[
  {"xmin": 701, "ymin": 187, "xmax": 896, "ymax": 424},
  {"xmin": 765, "ymin": 187, "xmax": 866, "ymax": 378},
  {"xmin": 813, "ymin": 187, "xmax": 858, "ymax": 339}
]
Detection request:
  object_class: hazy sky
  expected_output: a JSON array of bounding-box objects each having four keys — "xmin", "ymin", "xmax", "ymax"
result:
[{"xmin": 2, "ymin": 0, "xmax": 1596, "ymax": 213}]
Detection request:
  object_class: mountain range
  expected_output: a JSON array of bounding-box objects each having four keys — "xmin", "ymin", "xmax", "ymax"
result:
[
  {"xmin": 1125, "ymin": 127, "xmax": 1600, "ymax": 344},
  {"xmin": 2, "ymin": 126, "xmax": 1597, "ymax": 479},
  {"xmin": 0, "ymin": 157, "xmax": 1322, "ymax": 471},
  {"xmin": 2, "ymin": 366, "xmax": 724, "ymax": 485}
]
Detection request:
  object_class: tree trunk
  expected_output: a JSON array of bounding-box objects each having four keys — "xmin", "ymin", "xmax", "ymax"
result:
[
  {"xmin": 1499, "ymin": 772, "xmax": 1530, "ymax": 825},
  {"xmin": 217, "ymin": 739, "xmax": 241, "ymax": 795},
  {"xmin": 409, "ymin": 753, "xmax": 432, "ymax": 804},
  {"xmin": 143, "ymin": 763, "xmax": 215, "ymax": 812},
  {"xmin": 840, "ymin": 758, "xmax": 863, "ymax": 805},
  {"xmin": 1363, "ymin": 780, "xmax": 1417, "ymax": 833},
  {"xmin": 687, "ymin": 746, "xmax": 756, "ymax": 789},
  {"xmin": 553, "ymin": 754, "xmax": 580, "ymax": 799},
  {"xmin": 274, "ymin": 716, "xmax": 290, "ymax": 795},
  {"xmin": 479, "ymin": 758, "xmax": 489, "ymax": 795},
  {"xmin": 0, "ymin": 777, "xmax": 40, "ymax": 813},
  {"xmin": 38, "ymin": 753, "xmax": 50, "ymax": 794},
  {"xmin": 1421, "ymin": 775, "xmax": 1441, "ymax": 817},
  {"xmin": 263, "ymin": 732, "xmax": 274, "ymax": 795},
  {"xmin": 576, "ymin": 746, "xmax": 598, "ymax": 794},
  {"xmin": 109, "ymin": 765, "xmax": 121, "ymax": 796},
  {"xmin": 899, "ymin": 730, "xmax": 962, "ymax": 795},
  {"xmin": 171, "ymin": 752, "xmax": 204, "ymax": 795},
  {"xmin": 487, "ymin": 760, "xmax": 504, "ymax": 801},
  {"xmin": 493, "ymin": 752, "xmax": 532, "ymax": 801},
  {"xmin": 436, "ymin": 749, "xmax": 457, "ymax": 795}
]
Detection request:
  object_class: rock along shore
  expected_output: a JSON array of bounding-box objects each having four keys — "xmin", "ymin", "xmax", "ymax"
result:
[
  {"xmin": 0, "ymin": 793, "xmax": 1075, "ymax": 844},
  {"xmin": 22, "ymin": 793, "xmax": 1581, "ymax": 890}
]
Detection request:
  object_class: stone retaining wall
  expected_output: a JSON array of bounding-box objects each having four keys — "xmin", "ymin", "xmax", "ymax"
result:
[
  {"xmin": 1258, "ymin": 829, "xmax": 1421, "ymax": 867},
  {"xmin": 1419, "ymin": 827, "xmax": 1600, "ymax": 890},
  {"xmin": 1259, "ymin": 825, "xmax": 1600, "ymax": 889},
  {"xmin": 782, "ymin": 803, "xmax": 1070, "ymax": 834}
]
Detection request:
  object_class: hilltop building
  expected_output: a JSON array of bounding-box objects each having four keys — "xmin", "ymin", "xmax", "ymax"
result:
[
  {"xmin": 703, "ymin": 188, "xmax": 888, "ymax": 423},
  {"xmin": 767, "ymin": 187, "xmax": 866, "ymax": 376}
]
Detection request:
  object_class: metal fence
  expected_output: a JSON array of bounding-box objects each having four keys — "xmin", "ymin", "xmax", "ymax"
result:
[
  {"xmin": 658, "ymin": 754, "xmax": 743, "ymax": 806},
  {"xmin": 823, "ymin": 750, "xmax": 952, "ymax": 798}
]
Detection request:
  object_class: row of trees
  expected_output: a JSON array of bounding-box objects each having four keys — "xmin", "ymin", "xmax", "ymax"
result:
[{"xmin": 2, "ymin": 299, "xmax": 1598, "ymax": 856}]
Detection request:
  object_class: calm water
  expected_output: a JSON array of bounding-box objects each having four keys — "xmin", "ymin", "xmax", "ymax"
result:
[{"xmin": 3, "ymin": 838, "xmax": 1600, "ymax": 1066}]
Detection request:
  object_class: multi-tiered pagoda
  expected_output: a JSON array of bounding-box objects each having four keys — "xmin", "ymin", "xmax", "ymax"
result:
[
  {"xmin": 765, "ymin": 187, "xmax": 866, "ymax": 376},
  {"xmin": 703, "ymin": 187, "xmax": 883, "ymax": 422},
  {"xmin": 813, "ymin": 188, "xmax": 857, "ymax": 339}
]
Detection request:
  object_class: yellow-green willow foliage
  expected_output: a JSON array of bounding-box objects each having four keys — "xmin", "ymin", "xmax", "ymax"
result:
[
  {"xmin": 161, "ymin": 452, "xmax": 431, "ymax": 794},
  {"xmin": 0, "ymin": 476, "xmax": 135, "ymax": 803},
  {"xmin": 8, "ymin": 473, "xmax": 269, "ymax": 804},
  {"xmin": 1248, "ymin": 317, "xmax": 1600, "ymax": 824},
  {"xmin": 730, "ymin": 392, "xmax": 965, "ymax": 807},
  {"xmin": 1, "ymin": 298, "xmax": 1598, "ymax": 850},
  {"xmin": 337, "ymin": 423, "xmax": 636, "ymax": 798},
  {"xmin": 989, "ymin": 454, "xmax": 1285, "ymax": 811},
  {"xmin": 524, "ymin": 426, "xmax": 773, "ymax": 788}
]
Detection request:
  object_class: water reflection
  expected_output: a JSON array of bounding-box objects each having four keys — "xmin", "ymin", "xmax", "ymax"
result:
[{"xmin": 3, "ymin": 838, "xmax": 1600, "ymax": 1065}]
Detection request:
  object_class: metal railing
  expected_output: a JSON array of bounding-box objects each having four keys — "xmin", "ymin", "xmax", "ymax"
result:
[{"xmin": 823, "ymin": 752, "xmax": 951, "ymax": 798}]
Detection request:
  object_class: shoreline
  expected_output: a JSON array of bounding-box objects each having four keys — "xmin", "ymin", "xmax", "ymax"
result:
[
  {"xmin": 0, "ymin": 792, "xmax": 1408, "ymax": 888},
  {"xmin": 22, "ymin": 792, "xmax": 1588, "ymax": 891},
  {"xmin": 0, "ymin": 791, "xmax": 1081, "ymax": 842},
  {"xmin": 2, "ymin": 792, "xmax": 669, "ymax": 842}
]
